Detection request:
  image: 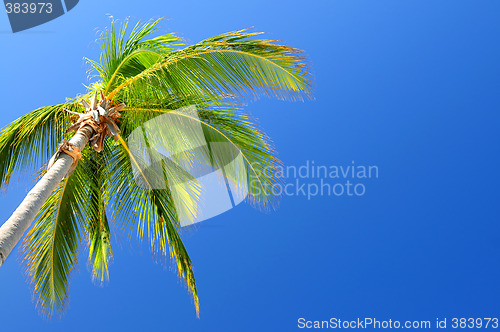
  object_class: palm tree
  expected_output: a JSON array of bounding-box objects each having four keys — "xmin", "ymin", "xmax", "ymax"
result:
[{"xmin": 0, "ymin": 18, "xmax": 311, "ymax": 316}]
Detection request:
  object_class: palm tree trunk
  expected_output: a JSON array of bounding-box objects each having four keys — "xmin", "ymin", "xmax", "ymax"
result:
[{"xmin": 0, "ymin": 125, "xmax": 94, "ymax": 267}]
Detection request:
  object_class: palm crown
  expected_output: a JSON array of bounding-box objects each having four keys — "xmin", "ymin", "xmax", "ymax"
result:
[{"xmin": 0, "ymin": 18, "xmax": 311, "ymax": 317}]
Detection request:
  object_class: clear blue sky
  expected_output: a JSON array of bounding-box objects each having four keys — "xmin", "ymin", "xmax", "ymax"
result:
[{"xmin": 1, "ymin": 1, "xmax": 499, "ymax": 331}]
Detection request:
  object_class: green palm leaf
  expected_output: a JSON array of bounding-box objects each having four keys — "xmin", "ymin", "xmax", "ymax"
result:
[
  {"xmin": 85, "ymin": 148, "xmax": 113, "ymax": 283},
  {"xmin": 0, "ymin": 103, "xmax": 78, "ymax": 189},
  {"xmin": 122, "ymin": 104, "xmax": 280, "ymax": 207},
  {"xmin": 107, "ymin": 28, "xmax": 311, "ymax": 104},
  {"xmin": 93, "ymin": 18, "xmax": 183, "ymax": 86},
  {"xmin": 106, "ymin": 136, "xmax": 200, "ymax": 315}
]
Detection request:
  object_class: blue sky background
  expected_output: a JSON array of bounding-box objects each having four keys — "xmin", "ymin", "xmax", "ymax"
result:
[{"xmin": 1, "ymin": 1, "xmax": 500, "ymax": 331}]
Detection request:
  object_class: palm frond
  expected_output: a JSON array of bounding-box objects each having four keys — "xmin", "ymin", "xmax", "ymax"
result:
[
  {"xmin": 150, "ymin": 188, "xmax": 200, "ymax": 316},
  {"xmin": 107, "ymin": 28, "xmax": 312, "ymax": 104},
  {"xmin": 104, "ymin": 135, "xmax": 200, "ymax": 315},
  {"xmin": 121, "ymin": 103, "xmax": 281, "ymax": 208},
  {"xmin": 85, "ymin": 148, "xmax": 113, "ymax": 283},
  {"xmin": 89, "ymin": 18, "xmax": 183, "ymax": 89},
  {"xmin": 87, "ymin": 201, "xmax": 113, "ymax": 284},
  {"xmin": 0, "ymin": 103, "xmax": 77, "ymax": 189},
  {"xmin": 198, "ymin": 106, "xmax": 281, "ymax": 207}
]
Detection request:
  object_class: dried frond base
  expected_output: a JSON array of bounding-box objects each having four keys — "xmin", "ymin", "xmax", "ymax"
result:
[
  {"xmin": 65, "ymin": 91, "xmax": 125, "ymax": 152},
  {"xmin": 47, "ymin": 139, "xmax": 82, "ymax": 177}
]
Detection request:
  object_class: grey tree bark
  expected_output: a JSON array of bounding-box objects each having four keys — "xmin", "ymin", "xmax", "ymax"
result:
[{"xmin": 0, "ymin": 125, "xmax": 93, "ymax": 267}]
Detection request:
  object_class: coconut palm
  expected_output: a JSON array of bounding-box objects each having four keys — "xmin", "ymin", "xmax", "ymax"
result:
[{"xmin": 0, "ymin": 18, "xmax": 311, "ymax": 316}]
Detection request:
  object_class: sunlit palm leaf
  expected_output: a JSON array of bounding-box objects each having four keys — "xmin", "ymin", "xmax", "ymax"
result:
[
  {"xmin": 85, "ymin": 148, "xmax": 113, "ymax": 283},
  {"xmin": 91, "ymin": 18, "xmax": 183, "ymax": 87},
  {"xmin": 104, "ymin": 136, "xmax": 200, "ymax": 315},
  {"xmin": 0, "ymin": 103, "xmax": 78, "ymax": 189},
  {"xmin": 122, "ymin": 103, "xmax": 280, "ymax": 207},
  {"xmin": 107, "ymin": 29, "xmax": 312, "ymax": 104}
]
